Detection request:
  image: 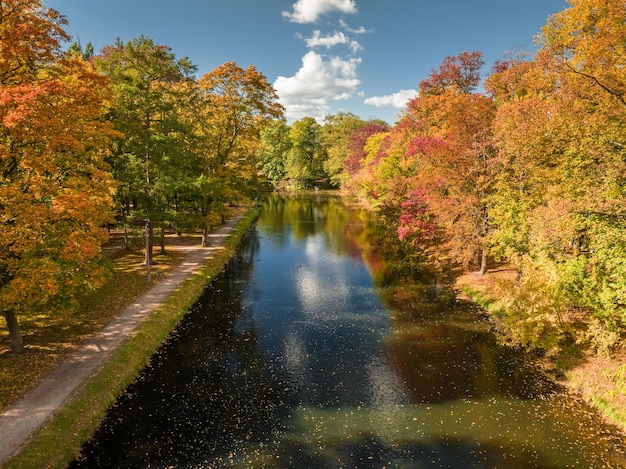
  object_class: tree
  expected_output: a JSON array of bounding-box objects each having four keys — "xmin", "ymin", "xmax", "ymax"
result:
[
  {"xmin": 0, "ymin": 0, "xmax": 68, "ymax": 85},
  {"xmin": 343, "ymin": 120, "xmax": 390, "ymax": 181},
  {"xmin": 67, "ymin": 41, "xmax": 95, "ymax": 60},
  {"xmin": 321, "ymin": 112, "xmax": 370, "ymax": 187},
  {"xmin": 535, "ymin": 0, "xmax": 626, "ymax": 338},
  {"xmin": 284, "ymin": 117, "xmax": 327, "ymax": 188},
  {"xmin": 539, "ymin": 0, "xmax": 626, "ymax": 109},
  {"xmin": 419, "ymin": 50, "xmax": 484, "ymax": 96},
  {"xmin": 1, "ymin": 1, "xmax": 117, "ymax": 352},
  {"xmin": 481, "ymin": 1, "xmax": 626, "ymax": 349},
  {"xmin": 195, "ymin": 62, "xmax": 283, "ymax": 245},
  {"xmin": 256, "ymin": 119, "xmax": 291, "ymax": 186},
  {"xmin": 95, "ymin": 36, "xmax": 197, "ymax": 262},
  {"xmin": 401, "ymin": 52, "xmax": 496, "ymax": 273}
]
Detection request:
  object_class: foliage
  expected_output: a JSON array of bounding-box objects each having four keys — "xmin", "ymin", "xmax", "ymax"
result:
[
  {"xmin": 343, "ymin": 120, "xmax": 390, "ymax": 178},
  {"xmin": 335, "ymin": 0, "xmax": 626, "ymax": 355},
  {"xmin": 482, "ymin": 0, "xmax": 626, "ymax": 349},
  {"xmin": 94, "ymin": 36, "xmax": 198, "ymax": 259},
  {"xmin": 195, "ymin": 62, "xmax": 282, "ymax": 242},
  {"xmin": 418, "ymin": 50, "xmax": 484, "ymax": 96},
  {"xmin": 0, "ymin": 0, "xmax": 69, "ymax": 85},
  {"xmin": 256, "ymin": 119, "xmax": 291, "ymax": 185},
  {"xmin": 321, "ymin": 112, "xmax": 373, "ymax": 187},
  {"xmin": 285, "ymin": 116, "xmax": 325, "ymax": 188},
  {"xmin": 347, "ymin": 52, "xmax": 495, "ymax": 272},
  {"xmin": 0, "ymin": 1, "xmax": 117, "ymax": 353}
]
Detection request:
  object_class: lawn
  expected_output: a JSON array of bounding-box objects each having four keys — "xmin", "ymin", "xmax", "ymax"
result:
[{"xmin": 0, "ymin": 245, "xmax": 187, "ymax": 412}]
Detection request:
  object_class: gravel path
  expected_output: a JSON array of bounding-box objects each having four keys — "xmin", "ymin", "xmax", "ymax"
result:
[{"xmin": 0, "ymin": 215, "xmax": 244, "ymax": 465}]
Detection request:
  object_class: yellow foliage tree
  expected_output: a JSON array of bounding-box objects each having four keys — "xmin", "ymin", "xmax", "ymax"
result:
[{"xmin": 195, "ymin": 62, "xmax": 283, "ymax": 245}]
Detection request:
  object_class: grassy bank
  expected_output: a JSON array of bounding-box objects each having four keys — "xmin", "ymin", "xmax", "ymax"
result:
[
  {"xmin": 3, "ymin": 206, "xmax": 260, "ymax": 469},
  {"xmin": 456, "ymin": 269, "xmax": 626, "ymax": 434}
]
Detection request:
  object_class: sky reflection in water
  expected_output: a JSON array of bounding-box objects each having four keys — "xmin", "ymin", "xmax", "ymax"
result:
[{"xmin": 69, "ymin": 195, "xmax": 626, "ymax": 468}]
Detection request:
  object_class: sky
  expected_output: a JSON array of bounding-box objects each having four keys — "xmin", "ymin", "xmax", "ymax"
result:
[{"xmin": 43, "ymin": 0, "xmax": 569, "ymax": 124}]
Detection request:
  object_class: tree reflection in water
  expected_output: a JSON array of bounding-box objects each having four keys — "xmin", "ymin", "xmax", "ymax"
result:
[{"xmin": 69, "ymin": 194, "xmax": 626, "ymax": 468}]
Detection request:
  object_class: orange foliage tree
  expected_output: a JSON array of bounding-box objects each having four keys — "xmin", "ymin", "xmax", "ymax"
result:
[
  {"xmin": 360, "ymin": 52, "xmax": 496, "ymax": 272},
  {"xmin": 0, "ymin": 1, "xmax": 117, "ymax": 353}
]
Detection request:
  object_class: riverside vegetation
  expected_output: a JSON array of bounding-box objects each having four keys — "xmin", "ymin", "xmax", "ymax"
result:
[{"xmin": 1, "ymin": 0, "xmax": 625, "ymax": 449}]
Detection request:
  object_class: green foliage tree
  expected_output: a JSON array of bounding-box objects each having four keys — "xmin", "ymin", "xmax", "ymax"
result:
[
  {"xmin": 285, "ymin": 116, "xmax": 325, "ymax": 188},
  {"xmin": 256, "ymin": 119, "xmax": 291, "ymax": 186},
  {"xmin": 67, "ymin": 41, "xmax": 94, "ymax": 60},
  {"xmin": 321, "ymin": 112, "xmax": 370, "ymax": 187},
  {"xmin": 94, "ymin": 36, "xmax": 197, "ymax": 262}
]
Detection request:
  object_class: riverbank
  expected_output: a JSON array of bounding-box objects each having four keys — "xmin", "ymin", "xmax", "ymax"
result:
[
  {"xmin": 0, "ymin": 206, "xmax": 260, "ymax": 469},
  {"xmin": 455, "ymin": 268, "xmax": 626, "ymax": 434}
]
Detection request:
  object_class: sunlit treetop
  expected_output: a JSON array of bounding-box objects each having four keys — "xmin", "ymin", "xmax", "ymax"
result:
[{"xmin": 0, "ymin": 0, "xmax": 69, "ymax": 84}]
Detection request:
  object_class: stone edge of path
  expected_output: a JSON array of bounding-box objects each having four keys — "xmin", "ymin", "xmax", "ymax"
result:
[{"xmin": 0, "ymin": 215, "xmax": 245, "ymax": 465}]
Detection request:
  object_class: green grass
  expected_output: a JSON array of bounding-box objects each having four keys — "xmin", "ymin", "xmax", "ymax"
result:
[
  {"xmin": 458, "ymin": 285, "xmax": 506, "ymax": 318},
  {"xmin": 3, "ymin": 206, "xmax": 260, "ymax": 469},
  {"xmin": 591, "ymin": 397, "xmax": 626, "ymax": 430}
]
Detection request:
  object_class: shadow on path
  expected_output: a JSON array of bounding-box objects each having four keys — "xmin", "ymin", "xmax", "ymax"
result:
[{"xmin": 0, "ymin": 215, "xmax": 243, "ymax": 465}]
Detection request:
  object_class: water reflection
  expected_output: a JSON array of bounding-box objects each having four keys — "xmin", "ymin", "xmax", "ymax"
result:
[{"xmin": 69, "ymin": 194, "xmax": 626, "ymax": 468}]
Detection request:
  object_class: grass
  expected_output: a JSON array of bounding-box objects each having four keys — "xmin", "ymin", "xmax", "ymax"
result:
[
  {"xmin": 455, "ymin": 267, "xmax": 626, "ymax": 434},
  {"xmin": 2, "ymin": 206, "xmax": 260, "ymax": 469},
  {"xmin": 0, "ymin": 250, "xmax": 184, "ymax": 412}
]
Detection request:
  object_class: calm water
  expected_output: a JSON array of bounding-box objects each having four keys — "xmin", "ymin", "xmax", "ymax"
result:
[{"xmin": 69, "ymin": 194, "xmax": 626, "ymax": 468}]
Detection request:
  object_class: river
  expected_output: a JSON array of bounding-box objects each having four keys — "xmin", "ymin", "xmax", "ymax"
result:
[{"xmin": 69, "ymin": 194, "xmax": 626, "ymax": 468}]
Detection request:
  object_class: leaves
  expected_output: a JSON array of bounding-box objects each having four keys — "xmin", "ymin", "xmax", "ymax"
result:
[{"xmin": 0, "ymin": 2, "xmax": 120, "ymax": 352}]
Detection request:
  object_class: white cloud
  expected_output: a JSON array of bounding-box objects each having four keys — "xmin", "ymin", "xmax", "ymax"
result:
[
  {"xmin": 274, "ymin": 51, "xmax": 362, "ymax": 121},
  {"xmin": 364, "ymin": 89, "xmax": 419, "ymax": 108},
  {"xmin": 339, "ymin": 20, "xmax": 368, "ymax": 34},
  {"xmin": 304, "ymin": 30, "xmax": 362, "ymax": 53},
  {"xmin": 283, "ymin": 0, "xmax": 357, "ymax": 24}
]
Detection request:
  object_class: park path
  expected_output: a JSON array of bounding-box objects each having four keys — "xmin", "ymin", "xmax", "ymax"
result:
[{"xmin": 0, "ymin": 215, "xmax": 244, "ymax": 465}]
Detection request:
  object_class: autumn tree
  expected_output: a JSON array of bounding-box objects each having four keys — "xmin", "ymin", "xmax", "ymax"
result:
[
  {"xmin": 195, "ymin": 62, "xmax": 283, "ymax": 245},
  {"xmin": 321, "ymin": 112, "xmax": 370, "ymax": 187},
  {"xmin": 419, "ymin": 50, "xmax": 484, "ymax": 96},
  {"xmin": 482, "ymin": 0, "xmax": 626, "ymax": 349},
  {"xmin": 95, "ymin": 36, "xmax": 197, "ymax": 262},
  {"xmin": 399, "ymin": 52, "xmax": 495, "ymax": 272},
  {"xmin": 0, "ymin": 1, "xmax": 117, "ymax": 352},
  {"xmin": 485, "ymin": 58, "xmax": 556, "ymax": 267},
  {"xmin": 343, "ymin": 120, "xmax": 389, "ymax": 177}
]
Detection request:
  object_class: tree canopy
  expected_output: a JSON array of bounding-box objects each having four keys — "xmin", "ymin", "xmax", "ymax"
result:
[{"xmin": 1, "ymin": 1, "xmax": 117, "ymax": 352}]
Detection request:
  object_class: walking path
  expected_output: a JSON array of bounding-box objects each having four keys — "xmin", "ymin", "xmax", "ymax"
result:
[{"xmin": 0, "ymin": 215, "xmax": 244, "ymax": 465}]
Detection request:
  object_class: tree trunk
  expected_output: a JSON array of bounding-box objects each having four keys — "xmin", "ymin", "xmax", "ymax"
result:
[
  {"xmin": 479, "ymin": 248, "xmax": 488, "ymax": 275},
  {"xmin": 202, "ymin": 220, "xmax": 210, "ymax": 247},
  {"xmin": 160, "ymin": 224, "xmax": 166, "ymax": 255},
  {"xmin": 4, "ymin": 310, "xmax": 24, "ymax": 353},
  {"xmin": 144, "ymin": 220, "xmax": 154, "ymax": 265}
]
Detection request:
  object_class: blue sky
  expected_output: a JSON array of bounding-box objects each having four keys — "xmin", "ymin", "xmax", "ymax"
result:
[{"xmin": 43, "ymin": 0, "xmax": 569, "ymax": 124}]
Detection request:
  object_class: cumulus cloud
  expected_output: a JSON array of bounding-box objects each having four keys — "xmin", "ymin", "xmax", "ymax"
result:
[
  {"xmin": 274, "ymin": 51, "xmax": 362, "ymax": 121},
  {"xmin": 283, "ymin": 0, "xmax": 357, "ymax": 24},
  {"xmin": 304, "ymin": 30, "xmax": 362, "ymax": 53},
  {"xmin": 364, "ymin": 89, "xmax": 419, "ymax": 108}
]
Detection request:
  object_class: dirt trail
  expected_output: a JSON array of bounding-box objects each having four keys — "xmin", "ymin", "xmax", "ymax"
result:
[{"xmin": 0, "ymin": 215, "xmax": 244, "ymax": 465}]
